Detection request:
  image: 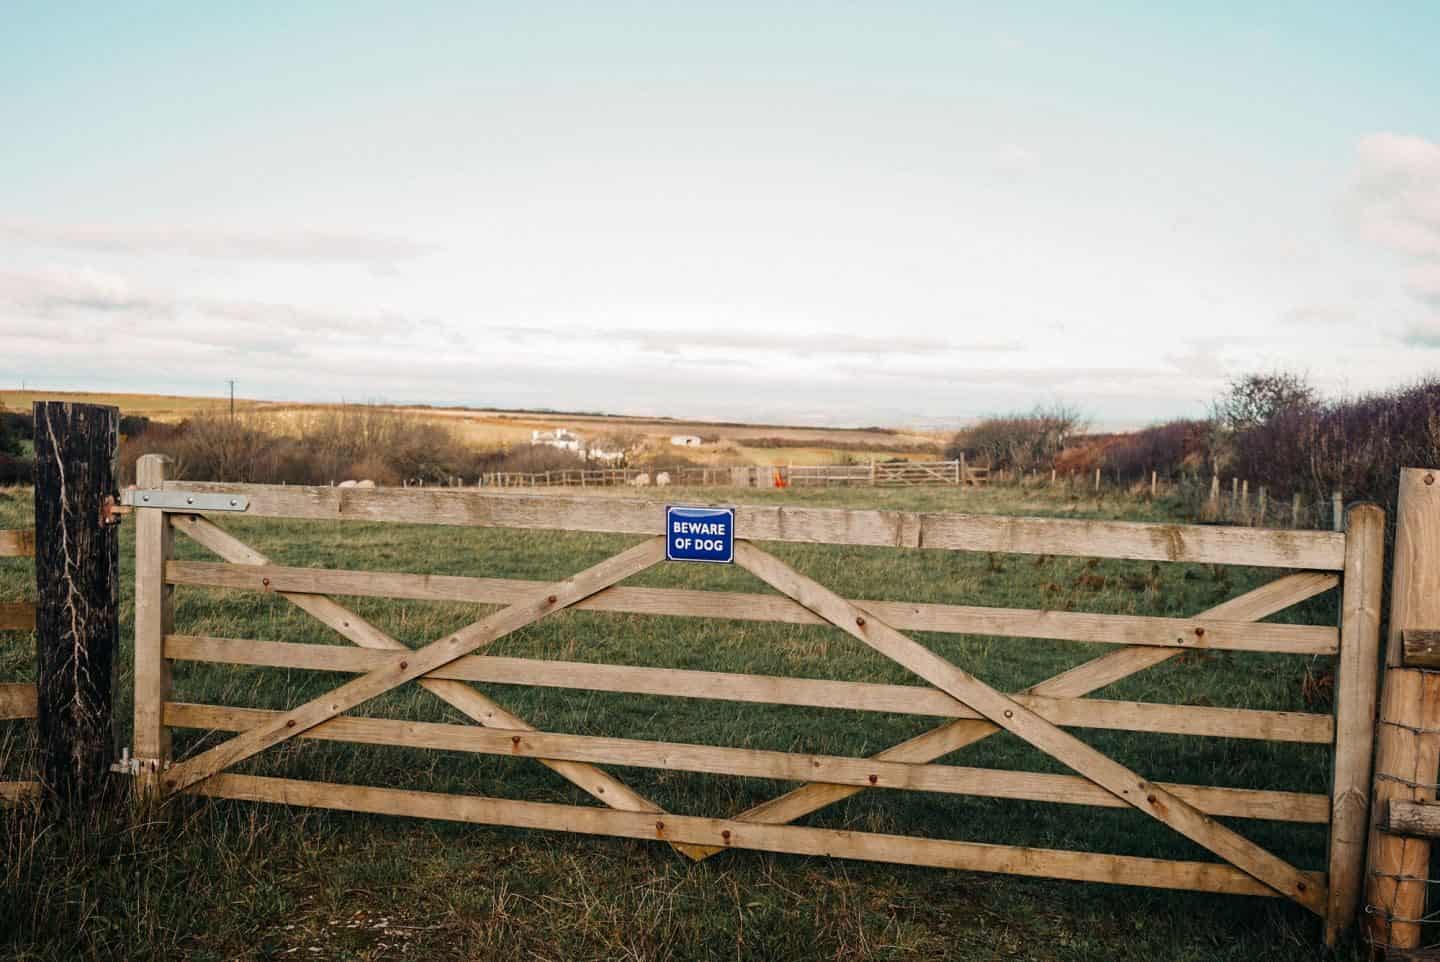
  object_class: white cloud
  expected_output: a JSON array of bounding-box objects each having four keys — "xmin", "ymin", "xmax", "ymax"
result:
[
  {"xmin": 486, "ymin": 326, "xmax": 1022, "ymax": 358},
  {"xmin": 0, "ymin": 266, "xmax": 429, "ymax": 354},
  {"xmin": 0, "ymin": 220, "xmax": 435, "ymax": 268},
  {"xmin": 1352, "ymin": 133, "xmax": 1440, "ymax": 334}
]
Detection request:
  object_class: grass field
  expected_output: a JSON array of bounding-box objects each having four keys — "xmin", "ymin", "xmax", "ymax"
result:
[
  {"xmin": 0, "ymin": 391, "xmax": 943, "ymax": 465},
  {"xmin": 0, "ymin": 483, "xmax": 1359, "ymax": 961}
]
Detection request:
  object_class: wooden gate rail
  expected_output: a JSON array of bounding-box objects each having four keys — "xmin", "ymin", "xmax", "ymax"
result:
[
  {"xmin": 194, "ymin": 772, "xmax": 1320, "ymax": 898},
  {"xmin": 162, "ymin": 635, "xmax": 1334, "ymax": 743},
  {"xmin": 157, "ymin": 481, "xmax": 1348, "ymax": 569},
  {"xmin": 161, "ymin": 561, "xmax": 1337, "ymax": 654},
  {"xmin": 124, "ymin": 475, "xmax": 1380, "ymax": 942},
  {"xmin": 0, "ymin": 527, "xmax": 39, "ymax": 803},
  {"xmin": 166, "ymin": 701, "xmax": 1331, "ymax": 821}
]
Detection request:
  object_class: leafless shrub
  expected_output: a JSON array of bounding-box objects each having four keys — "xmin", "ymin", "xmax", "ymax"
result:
[{"xmin": 946, "ymin": 404, "xmax": 1086, "ymax": 470}]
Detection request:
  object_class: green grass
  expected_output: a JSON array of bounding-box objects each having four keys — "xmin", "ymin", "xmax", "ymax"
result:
[{"xmin": 0, "ymin": 483, "xmax": 1355, "ymax": 960}]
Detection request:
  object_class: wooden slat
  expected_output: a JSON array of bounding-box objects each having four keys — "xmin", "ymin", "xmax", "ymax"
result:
[
  {"xmin": 0, "ymin": 682, "xmax": 38, "ymax": 720},
  {"xmin": 165, "ymin": 561, "xmax": 1339, "ymax": 655},
  {"xmin": 166, "ymin": 701, "xmax": 1331, "ymax": 823},
  {"xmin": 0, "ymin": 529, "xmax": 34, "ymax": 558},
  {"xmin": 0, "ymin": 603, "xmax": 35, "ymax": 631},
  {"xmin": 191, "ymin": 773, "xmax": 1325, "ymax": 898},
  {"xmin": 701, "ymin": 571, "xmax": 1340, "ymax": 857},
  {"xmin": 0, "ymin": 781, "xmax": 41, "ymax": 803},
  {"xmin": 1401, "ymin": 629, "xmax": 1440, "ymax": 669},
  {"xmin": 1387, "ymin": 800, "xmax": 1440, "ymax": 838},
  {"xmin": 733, "ymin": 541, "xmax": 1328, "ymax": 915},
  {"xmin": 160, "ymin": 537, "xmax": 667, "ymax": 794},
  {"xmin": 164, "ymin": 635, "xmax": 1335, "ymax": 745},
  {"xmin": 157, "ymin": 482, "xmax": 1348, "ymax": 569}
]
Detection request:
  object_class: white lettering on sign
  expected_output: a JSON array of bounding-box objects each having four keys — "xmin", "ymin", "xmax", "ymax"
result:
[{"xmin": 671, "ymin": 520, "xmax": 729, "ymax": 536}]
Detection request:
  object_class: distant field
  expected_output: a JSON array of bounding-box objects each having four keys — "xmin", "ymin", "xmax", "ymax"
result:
[
  {"xmin": 0, "ymin": 482, "xmax": 1356, "ymax": 961},
  {"xmin": 0, "ymin": 390, "xmax": 943, "ymax": 464}
]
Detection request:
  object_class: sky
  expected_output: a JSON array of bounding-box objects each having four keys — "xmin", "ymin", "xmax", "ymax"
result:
[{"xmin": 2, "ymin": 2, "xmax": 1439, "ymax": 429}]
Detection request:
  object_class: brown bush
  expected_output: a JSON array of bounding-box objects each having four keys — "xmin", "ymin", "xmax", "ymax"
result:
[
  {"xmin": 946, "ymin": 405, "xmax": 1085, "ymax": 470},
  {"xmin": 120, "ymin": 405, "xmax": 493, "ymax": 486}
]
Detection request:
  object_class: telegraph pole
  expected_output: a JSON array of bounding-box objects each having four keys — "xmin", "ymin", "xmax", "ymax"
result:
[{"xmin": 227, "ymin": 379, "xmax": 236, "ymax": 420}]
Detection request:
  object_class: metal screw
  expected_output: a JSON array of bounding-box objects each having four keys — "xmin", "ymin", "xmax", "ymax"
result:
[
  {"xmin": 512, "ymin": 735, "xmax": 521, "ymax": 745},
  {"xmin": 1146, "ymin": 794, "xmax": 1157, "ymax": 804},
  {"xmin": 186, "ymin": 496, "xmax": 195, "ymax": 505},
  {"xmin": 141, "ymin": 494, "xmax": 151, "ymax": 503},
  {"xmin": 261, "ymin": 577, "xmax": 271, "ymax": 588},
  {"xmin": 868, "ymin": 774, "xmax": 878, "ymax": 785},
  {"xmin": 855, "ymin": 616, "xmax": 866, "ymax": 627},
  {"xmin": 229, "ymin": 499, "xmax": 239, "ymax": 507},
  {"xmin": 1428, "ymin": 474, "xmax": 1436, "ymax": 486},
  {"xmin": 655, "ymin": 820, "xmax": 665, "ymax": 832},
  {"xmin": 721, "ymin": 829, "xmax": 731, "ymax": 842},
  {"xmin": 1194, "ymin": 627, "xmax": 1205, "ymax": 637},
  {"xmin": 286, "ymin": 719, "xmax": 296, "ymax": 728},
  {"xmin": 1003, "ymin": 709, "xmax": 1013, "ymax": 719},
  {"xmin": 547, "ymin": 595, "xmax": 558, "ymax": 605},
  {"xmin": 399, "ymin": 661, "xmax": 408, "ymax": 670}
]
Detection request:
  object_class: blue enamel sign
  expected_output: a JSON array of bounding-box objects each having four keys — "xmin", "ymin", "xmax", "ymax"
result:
[{"xmin": 665, "ymin": 505, "xmax": 735, "ymax": 564}]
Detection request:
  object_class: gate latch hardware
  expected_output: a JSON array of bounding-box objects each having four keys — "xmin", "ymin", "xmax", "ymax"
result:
[
  {"xmin": 110, "ymin": 747, "xmax": 140, "ymax": 775},
  {"xmin": 100, "ymin": 494, "xmax": 129, "ymax": 527},
  {"xmin": 121, "ymin": 489, "xmax": 250, "ymax": 512},
  {"xmin": 109, "ymin": 747, "xmax": 168, "ymax": 775}
]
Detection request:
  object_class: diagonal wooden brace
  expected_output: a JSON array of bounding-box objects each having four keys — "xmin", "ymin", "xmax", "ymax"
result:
[
  {"xmin": 171, "ymin": 516, "xmax": 706, "ymax": 857},
  {"xmin": 695, "ymin": 571, "xmax": 1338, "ymax": 857},
  {"xmin": 733, "ymin": 541, "xmax": 1328, "ymax": 915},
  {"xmin": 162, "ymin": 535, "xmax": 666, "ymax": 794}
]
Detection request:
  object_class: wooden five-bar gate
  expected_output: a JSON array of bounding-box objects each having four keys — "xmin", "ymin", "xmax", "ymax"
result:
[{"xmin": 121, "ymin": 454, "xmax": 1383, "ymax": 943}]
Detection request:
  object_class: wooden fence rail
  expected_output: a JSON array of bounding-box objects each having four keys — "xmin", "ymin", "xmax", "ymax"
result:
[
  {"xmin": 484, "ymin": 460, "xmax": 990, "ymax": 489},
  {"xmin": 1, "ymin": 527, "xmax": 39, "ymax": 803},
  {"xmin": 116, "ymin": 472, "xmax": 1380, "ymax": 945}
]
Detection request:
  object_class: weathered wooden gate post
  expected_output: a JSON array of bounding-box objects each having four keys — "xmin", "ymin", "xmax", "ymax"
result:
[
  {"xmin": 1365, "ymin": 468, "xmax": 1440, "ymax": 951},
  {"xmin": 32, "ymin": 401, "xmax": 120, "ymax": 804},
  {"xmin": 133, "ymin": 454, "xmax": 174, "ymax": 796},
  {"xmin": 1325, "ymin": 503, "xmax": 1385, "ymax": 944}
]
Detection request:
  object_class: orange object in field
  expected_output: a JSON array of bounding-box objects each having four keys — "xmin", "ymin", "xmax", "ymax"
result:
[{"xmin": 773, "ymin": 468, "xmax": 788, "ymax": 489}]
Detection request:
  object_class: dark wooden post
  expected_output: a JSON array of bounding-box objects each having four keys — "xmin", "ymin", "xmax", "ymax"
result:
[{"xmin": 32, "ymin": 401, "xmax": 120, "ymax": 804}]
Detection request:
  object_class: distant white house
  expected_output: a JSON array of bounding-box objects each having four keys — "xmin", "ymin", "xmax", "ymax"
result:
[
  {"xmin": 670, "ymin": 435, "xmax": 703, "ymax": 447},
  {"xmin": 531, "ymin": 428, "xmax": 582, "ymax": 452}
]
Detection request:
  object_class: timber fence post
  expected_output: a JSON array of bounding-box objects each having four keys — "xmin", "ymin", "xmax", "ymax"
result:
[
  {"xmin": 32, "ymin": 401, "xmax": 120, "ymax": 805},
  {"xmin": 1365, "ymin": 468, "xmax": 1440, "ymax": 951}
]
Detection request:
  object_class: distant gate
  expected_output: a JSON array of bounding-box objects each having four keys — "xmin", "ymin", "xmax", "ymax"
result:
[{"xmin": 123, "ymin": 453, "xmax": 1383, "ymax": 944}]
